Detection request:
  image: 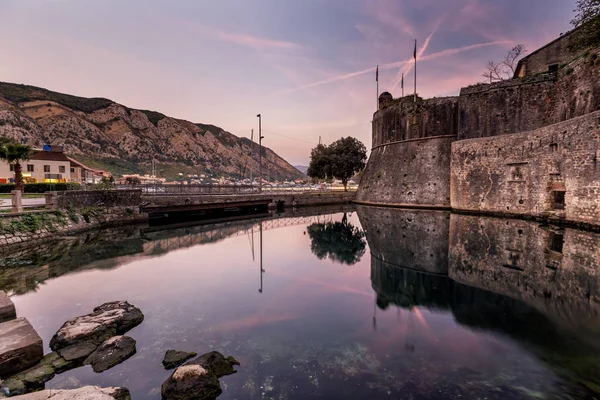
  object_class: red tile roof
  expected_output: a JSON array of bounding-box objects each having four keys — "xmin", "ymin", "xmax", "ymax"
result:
[{"xmin": 30, "ymin": 150, "xmax": 71, "ymax": 162}]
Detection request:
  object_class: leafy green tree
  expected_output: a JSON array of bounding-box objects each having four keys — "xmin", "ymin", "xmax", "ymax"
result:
[
  {"xmin": 0, "ymin": 137, "xmax": 33, "ymax": 191},
  {"xmin": 306, "ymin": 214, "xmax": 366, "ymax": 265},
  {"xmin": 571, "ymin": 0, "xmax": 600, "ymax": 48},
  {"xmin": 307, "ymin": 137, "xmax": 367, "ymax": 191},
  {"xmin": 125, "ymin": 176, "xmax": 141, "ymax": 185}
]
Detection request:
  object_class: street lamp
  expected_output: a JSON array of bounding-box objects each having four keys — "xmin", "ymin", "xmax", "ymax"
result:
[{"xmin": 257, "ymin": 114, "xmax": 264, "ymax": 193}]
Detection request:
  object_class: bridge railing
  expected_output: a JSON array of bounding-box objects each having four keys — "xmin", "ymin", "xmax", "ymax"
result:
[{"xmin": 117, "ymin": 184, "xmax": 357, "ymax": 196}]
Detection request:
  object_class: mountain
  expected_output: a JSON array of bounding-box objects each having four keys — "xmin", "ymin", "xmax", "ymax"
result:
[
  {"xmin": 0, "ymin": 82, "xmax": 305, "ymax": 181},
  {"xmin": 294, "ymin": 165, "xmax": 308, "ymax": 174}
]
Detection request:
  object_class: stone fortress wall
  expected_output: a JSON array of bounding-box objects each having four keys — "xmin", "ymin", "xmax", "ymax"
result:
[{"xmin": 357, "ymin": 24, "xmax": 600, "ymax": 227}]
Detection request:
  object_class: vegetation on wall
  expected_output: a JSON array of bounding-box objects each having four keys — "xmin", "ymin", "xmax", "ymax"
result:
[
  {"xmin": 0, "ymin": 211, "xmax": 67, "ymax": 235},
  {"xmin": 571, "ymin": 1, "xmax": 600, "ymax": 49}
]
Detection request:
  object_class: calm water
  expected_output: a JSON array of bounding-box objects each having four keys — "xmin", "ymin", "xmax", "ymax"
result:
[{"xmin": 2, "ymin": 205, "xmax": 600, "ymax": 399}]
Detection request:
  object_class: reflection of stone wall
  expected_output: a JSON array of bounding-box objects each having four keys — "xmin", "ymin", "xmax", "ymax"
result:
[
  {"xmin": 370, "ymin": 255, "xmax": 453, "ymax": 310},
  {"xmin": 356, "ymin": 206, "xmax": 449, "ymax": 275},
  {"xmin": 449, "ymin": 213, "xmax": 600, "ymax": 329}
]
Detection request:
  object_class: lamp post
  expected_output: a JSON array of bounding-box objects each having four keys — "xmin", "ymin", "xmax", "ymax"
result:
[{"xmin": 257, "ymin": 114, "xmax": 264, "ymax": 193}]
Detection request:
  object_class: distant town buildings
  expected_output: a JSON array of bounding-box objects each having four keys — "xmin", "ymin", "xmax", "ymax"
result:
[{"xmin": 0, "ymin": 145, "xmax": 109, "ymax": 184}]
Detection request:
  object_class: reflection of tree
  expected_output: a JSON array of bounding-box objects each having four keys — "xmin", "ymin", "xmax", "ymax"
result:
[{"xmin": 306, "ymin": 214, "xmax": 366, "ymax": 265}]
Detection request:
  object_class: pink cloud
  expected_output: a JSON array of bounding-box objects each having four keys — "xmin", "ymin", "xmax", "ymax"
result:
[
  {"xmin": 203, "ymin": 26, "xmax": 301, "ymax": 51},
  {"xmin": 273, "ymin": 40, "xmax": 508, "ymax": 96}
]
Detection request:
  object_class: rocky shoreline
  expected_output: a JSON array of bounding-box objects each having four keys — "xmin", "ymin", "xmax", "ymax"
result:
[{"xmin": 0, "ymin": 300, "xmax": 239, "ymax": 400}]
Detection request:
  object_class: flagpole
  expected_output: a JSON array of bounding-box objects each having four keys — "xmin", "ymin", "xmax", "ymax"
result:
[
  {"xmin": 376, "ymin": 65, "xmax": 379, "ymax": 110},
  {"xmin": 402, "ymin": 72, "xmax": 404, "ymax": 97},
  {"xmin": 414, "ymin": 39, "xmax": 417, "ymax": 103}
]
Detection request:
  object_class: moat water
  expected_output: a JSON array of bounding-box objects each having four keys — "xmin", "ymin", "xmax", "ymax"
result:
[{"xmin": 2, "ymin": 205, "xmax": 600, "ymax": 399}]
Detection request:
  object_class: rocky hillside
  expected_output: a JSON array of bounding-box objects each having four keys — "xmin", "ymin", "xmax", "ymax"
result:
[{"xmin": 0, "ymin": 82, "xmax": 304, "ymax": 180}]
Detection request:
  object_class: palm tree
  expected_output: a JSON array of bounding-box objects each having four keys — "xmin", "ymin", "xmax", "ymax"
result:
[{"xmin": 0, "ymin": 139, "xmax": 33, "ymax": 192}]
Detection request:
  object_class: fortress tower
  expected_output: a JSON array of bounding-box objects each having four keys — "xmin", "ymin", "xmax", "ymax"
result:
[{"xmin": 357, "ymin": 24, "xmax": 600, "ymax": 227}]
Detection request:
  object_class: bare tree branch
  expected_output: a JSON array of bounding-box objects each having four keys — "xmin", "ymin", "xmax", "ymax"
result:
[{"xmin": 483, "ymin": 44, "xmax": 527, "ymax": 82}]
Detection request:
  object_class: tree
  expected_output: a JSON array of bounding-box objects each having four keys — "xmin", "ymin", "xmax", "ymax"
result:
[
  {"xmin": 571, "ymin": 0, "xmax": 600, "ymax": 48},
  {"xmin": 306, "ymin": 214, "xmax": 366, "ymax": 265},
  {"xmin": 483, "ymin": 44, "xmax": 527, "ymax": 82},
  {"xmin": 307, "ymin": 137, "xmax": 367, "ymax": 191},
  {"xmin": 0, "ymin": 137, "xmax": 33, "ymax": 191},
  {"xmin": 125, "ymin": 176, "xmax": 141, "ymax": 185},
  {"xmin": 572, "ymin": 0, "xmax": 600, "ymax": 26}
]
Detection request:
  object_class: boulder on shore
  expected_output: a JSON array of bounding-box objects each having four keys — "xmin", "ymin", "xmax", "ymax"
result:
[
  {"xmin": 49, "ymin": 301, "xmax": 143, "ymax": 352},
  {"xmin": 85, "ymin": 336, "xmax": 136, "ymax": 373},
  {"xmin": 6, "ymin": 385, "xmax": 131, "ymax": 400},
  {"xmin": 162, "ymin": 350, "xmax": 197, "ymax": 370},
  {"xmin": 161, "ymin": 351, "xmax": 240, "ymax": 400}
]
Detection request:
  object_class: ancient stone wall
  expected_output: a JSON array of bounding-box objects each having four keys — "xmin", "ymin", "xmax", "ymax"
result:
[
  {"xmin": 373, "ymin": 96, "xmax": 458, "ymax": 146},
  {"xmin": 356, "ymin": 206, "xmax": 449, "ymax": 275},
  {"xmin": 356, "ymin": 136, "xmax": 455, "ymax": 206},
  {"xmin": 451, "ymin": 111, "xmax": 600, "ymax": 225},
  {"xmin": 458, "ymin": 48, "xmax": 600, "ymax": 140}
]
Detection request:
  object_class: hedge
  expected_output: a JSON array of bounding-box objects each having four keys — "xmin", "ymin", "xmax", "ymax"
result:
[{"xmin": 0, "ymin": 183, "xmax": 82, "ymax": 193}]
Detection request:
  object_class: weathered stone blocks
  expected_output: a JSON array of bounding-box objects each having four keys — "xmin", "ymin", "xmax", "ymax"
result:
[
  {"xmin": 0, "ymin": 318, "xmax": 43, "ymax": 378},
  {"xmin": 0, "ymin": 291, "xmax": 16, "ymax": 322}
]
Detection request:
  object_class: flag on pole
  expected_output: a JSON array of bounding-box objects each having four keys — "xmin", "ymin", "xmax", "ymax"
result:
[
  {"xmin": 414, "ymin": 39, "xmax": 417, "ymax": 60},
  {"xmin": 376, "ymin": 65, "xmax": 379, "ymax": 82}
]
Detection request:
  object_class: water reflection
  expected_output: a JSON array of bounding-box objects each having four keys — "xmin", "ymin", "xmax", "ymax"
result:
[
  {"xmin": 1, "ymin": 205, "xmax": 600, "ymax": 399},
  {"xmin": 306, "ymin": 212, "xmax": 366, "ymax": 265},
  {"xmin": 357, "ymin": 205, "xmax": 600, "ymax": 396}
]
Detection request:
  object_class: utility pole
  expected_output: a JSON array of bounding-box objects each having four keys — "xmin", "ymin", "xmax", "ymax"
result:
[
  {"xmin": 257, "ymin": 114, "xmax": 264, "ymax": 193},
  {"xmin": 250, "ymin": 129, "xmax": 254, "ymax": 188}
]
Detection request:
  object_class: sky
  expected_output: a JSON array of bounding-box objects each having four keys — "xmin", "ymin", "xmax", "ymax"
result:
[{"xmin": 0, "ymin": 0, "xmax": 576, "ymax": 165}]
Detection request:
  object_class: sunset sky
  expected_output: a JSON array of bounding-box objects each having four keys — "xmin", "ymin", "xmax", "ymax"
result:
[{"xmin": 0, "ymin": 0, "xmax": 575, "ymax": 165}]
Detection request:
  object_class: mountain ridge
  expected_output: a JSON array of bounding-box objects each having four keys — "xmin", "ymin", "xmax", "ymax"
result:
[{"xmin": 0, "ymin": 81, "xmax": 304, "ymax": 180}]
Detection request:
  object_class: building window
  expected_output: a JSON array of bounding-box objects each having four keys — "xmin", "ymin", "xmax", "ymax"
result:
[
  {"xmin": 27, "ymin": 165, "xmax": 34, "ymax": 172},
  {"xmin": 9, "ymin": 164, "xmax": 14, "ymax": 172},
  {"xmin": 59, "ymin": 166, "xmax": 66, "ymax": 173},
  {"xmin": 44, "ymin": 165, "xmax": 50, "ymax": 172},
  {"xmin": 552, "ymin": 190, "xmax": 566, "ymax": 210},
  {"xmin": 548, "ymin": 64, "xmax": 559, "ymax": 73},
  {"xmin": 70, "ymin": 167, "xmax": 75, "ymax": 173},
  {"xmin": 549, "ymin": 232, "xmax": 564, "ymax": 253}
]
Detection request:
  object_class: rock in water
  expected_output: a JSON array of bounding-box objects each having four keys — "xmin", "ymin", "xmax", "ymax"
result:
[
  {"xmin": 84, "ymin": 336, "xmax": 137, "ymax": 373},
  {"xmin": 161, "ymin": 364, "xmax": 222, "ymax": 400},
  {"xmin": 57, "ymin": 342, "xmax": 99, "ymax": 362},
  {"xmin": 49, "ymin": 301, "xmax": 144, "ymax": 352},
  {"xmin": 189, "ymin": 351, "xmax": 240, "ymax": 378},
  {"xmin": 162, "ymin": 350, "xmax": 197, "ymax": 370},
  {"xmin": 6, "ymin": 385, "xmax": 131, "ymax": 399},
  {"xmin": 0, "ymin": 291, "xmax": 16, "ymax": 323}
]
